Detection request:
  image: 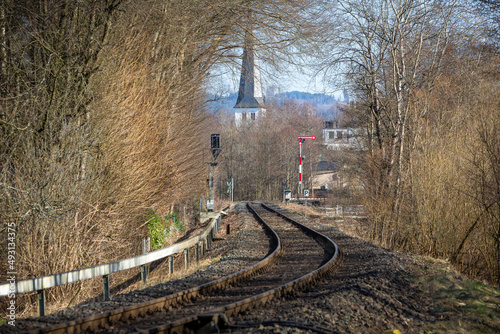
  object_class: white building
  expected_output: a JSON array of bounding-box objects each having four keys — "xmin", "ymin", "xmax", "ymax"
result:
[{"xmin": 322, "ymin": 121, "xmax": 363, "ymax": 150}]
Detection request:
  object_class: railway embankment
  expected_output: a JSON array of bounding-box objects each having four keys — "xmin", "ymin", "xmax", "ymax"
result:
[
  {"xmin": 3, "ymin": 202, "xmax": 499, "ymax": 333},
  {"xmin": 240, "ymin": 204, "xmax": 500, "ymax": 334}
]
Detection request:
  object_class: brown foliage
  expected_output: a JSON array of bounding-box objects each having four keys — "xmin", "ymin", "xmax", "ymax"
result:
[
  {"xmin": 0, "ymin": 0, "xmax": 236, "ymax": 315},
  {"xmin": 0, "ymin": 0, "xmax": 124, "ymax": 315},
  {"xmin": 355, "ymin": 41, "xmax": 500, "ymax": 284},
  {"xmin": 217, "ymin": 99, "xmax": 323, "ymax": 201},
  {"xmin": 323, "ymin": 0, "xmax": 500, "ymax": 284},
  {"xmin": 0, "ymin": 0, "xmax": 325, "ymax": 316},
  {"xmin": 402, "ymin": 46, "xmax": 500, "ymax": 283}
]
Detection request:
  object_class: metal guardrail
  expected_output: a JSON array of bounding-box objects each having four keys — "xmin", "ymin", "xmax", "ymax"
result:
[
  {"xmin": 0, "ymin": 212, "xmax": 222, "ymax": 315},
  {"xmin": 320, "ymin": 205, "xmax": 365, "ymax": 218}
]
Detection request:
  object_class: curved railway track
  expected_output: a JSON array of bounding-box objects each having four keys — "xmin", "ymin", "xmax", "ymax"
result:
[{"xmin": 27, "ymin": 203, "xmax": 339, "ymax": 334}]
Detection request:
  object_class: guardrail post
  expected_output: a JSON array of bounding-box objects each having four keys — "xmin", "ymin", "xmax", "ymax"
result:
[
  {"xmin": 195, "ymin": 243, "xmax": 199, "ymax": 262},
  {"xmin": 141, "ymin": 264, "xmax": 148, "ymax": 283},
  {"xmin": 103, "ymin": 275, "xmax": 110, "ymax": 301},
  {"xmin": 168, "ymin": 255, "xmax": 174, "ymax": 275},
  {"xmin": 200, "ymin": 240, "xmax": 205, "ymax": 256},
  {"xmin": 37, "ymin": 289, "xmax": 45, "ymax": 317},
  {"xmin": 184, "ymin": 249, "xmax": 189, "ymax": 270}
]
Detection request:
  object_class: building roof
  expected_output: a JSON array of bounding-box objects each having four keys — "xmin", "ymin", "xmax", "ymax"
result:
[
  {"xmin": 234, "ymin": 32, "xmax": 264, "ymax": 109},
  {"xmin": 313, "ymin": 161, "xmax": 337, "ymax": 172}
]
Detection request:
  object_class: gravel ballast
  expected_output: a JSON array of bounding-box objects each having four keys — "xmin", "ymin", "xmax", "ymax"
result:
[
  {"xmin": 229, "ymin": 205, "xmax": 500, "ymax": 334},
  {"xmin": 3, "ymin": 202, "xmax": 499, "ymax": 333}
]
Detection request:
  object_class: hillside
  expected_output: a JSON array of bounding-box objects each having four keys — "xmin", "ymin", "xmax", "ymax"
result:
[{"xmin": 207, "ymin": 90, "xmax": 348, "ymax": 119}]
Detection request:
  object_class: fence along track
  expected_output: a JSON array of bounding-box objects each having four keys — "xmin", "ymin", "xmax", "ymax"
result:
[
  {"xmin": 0, "ymin": 212, "xmax": 224, "ymax": 319},
  {"xmin": 27, "ymin": 204, "xmax": 282, "ymax": 334},
  {"xmin": 28, "ymin": 203, "xmax": 339, "ymax": 333}
]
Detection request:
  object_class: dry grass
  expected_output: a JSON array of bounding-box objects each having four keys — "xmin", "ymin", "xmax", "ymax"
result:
[
  {"xmin": 407, "ymin": 255, "xmax": 500, "ymax": 333},
  {"xmin": 354, "ymin": 44, "xmax": 500, "ymax": 285},
  {"xmin": 0, "ymin": 0, "xmax": 234, "ymax": 317}
]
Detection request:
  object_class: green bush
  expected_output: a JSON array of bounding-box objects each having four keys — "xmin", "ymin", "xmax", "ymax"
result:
[
  {"xmin": 166, "ymin": 212, "xmax": 185, "ymax": 233},
  {"xmin": 147, "ymin": 211, "xmax": 168, "ymax": 250},
  {"xmin": 146, "ymin": 211, "xmax": 184, "ymax": 250}
]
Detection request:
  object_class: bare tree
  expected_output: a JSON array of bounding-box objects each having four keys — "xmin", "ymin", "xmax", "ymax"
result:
[
  {"xmin": 217, "ymin": 97, "xmax": 322, "ymax": 202},
  {"xmin": 475, "ymin": 0, "xmax": 500, "ymax": 46},
  {"xmin": 0, "ymin": 0, "xmax": 335, "ymax": 315},
  {"xmin": 316, "ymin": 0, "xmax": 478, "ymax": 246},
  {"xmin": 314, "ymin": 0, "xmax": 500, "ymax": 284}
]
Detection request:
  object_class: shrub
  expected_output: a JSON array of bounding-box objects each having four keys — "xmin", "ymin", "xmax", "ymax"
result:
[
  {"xmin": 147, "ymin": 211, "xmax": 169, "ymax": 251},
  {"xmin": 166, "ymin": 212, "xmax": 185, "ymax": 233},
  {"xmin": 146, "ymin": 211, "xmax": 186, "ymax": 250}
]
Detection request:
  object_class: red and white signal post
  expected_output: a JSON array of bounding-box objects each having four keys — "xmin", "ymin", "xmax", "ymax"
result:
[{"xmin": 297, "ymin": 135, "xmax": 315, "ymax": 199}]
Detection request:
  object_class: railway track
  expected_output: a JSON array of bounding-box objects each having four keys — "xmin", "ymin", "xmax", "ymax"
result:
[{"xmin": 27, "ymin": 203, "xmax": 339, "ymax": 334}]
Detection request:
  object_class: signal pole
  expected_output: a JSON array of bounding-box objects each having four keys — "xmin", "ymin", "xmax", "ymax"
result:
[
  {"xmin": 297, "ymin": 135, "xmax": 315, "ymax": 201},
  {"xmin": 207, "ymin": 134, "xmax": 221, "ymax": 211}
]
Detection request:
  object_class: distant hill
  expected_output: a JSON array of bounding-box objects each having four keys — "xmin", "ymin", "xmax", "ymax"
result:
[
  {"xmin": 206, "ymin": 92, "xmax": 238, "ymax": 112},
  {"xmin": 274, "ymin": 91, "xmax": 339, "ymax": 105},
  {"xmin": 207, "ymin": 90, "xmax": 348, "ymax": 120}
]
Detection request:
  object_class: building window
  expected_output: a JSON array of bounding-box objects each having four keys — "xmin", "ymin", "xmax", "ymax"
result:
[
  {"xmin": 328, "ymin": 131, "xmax": 335, "ymax": 139},
  {"xmin": 324, "ymin": 121, "xmax": 334, "ymax": 129},
  {"xmin": 251, "ymin": 112, "xmax": 256, "ymax": 120},
  {"xmin": 336, "ymin": 131, "xmax": 343, "ymax": 139},
  {"xmin": 242, "ymin": 112, "xmax": 247, "ymax": 120}
]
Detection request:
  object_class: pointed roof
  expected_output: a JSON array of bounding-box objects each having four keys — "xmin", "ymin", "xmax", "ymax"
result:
[{"xmin": 234, "ymin": 32, "xmax": 264, "ymax": 109}]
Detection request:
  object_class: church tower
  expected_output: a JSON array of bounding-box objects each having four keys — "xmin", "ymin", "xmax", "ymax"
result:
[{"xmin": 234, "ymin": 32, "xmax": 265, "ymax": 126}]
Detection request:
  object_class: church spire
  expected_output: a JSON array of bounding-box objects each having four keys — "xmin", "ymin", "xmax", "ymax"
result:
[{"xmin": 234, "ymin": 32, "xmax": 264, "ymax": 109}]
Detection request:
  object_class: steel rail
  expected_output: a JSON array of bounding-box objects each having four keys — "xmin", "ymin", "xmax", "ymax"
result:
[
  {"xmin": 26, "ymin": 204, "xmax": 282, "ymax": 334},
  {"xmin": 137, "ymin": 202, "xmax": 340, "ymax": 333},
  {"xmin": 21, "ymin": 202, "xmax": 339, "ymax": 333}
]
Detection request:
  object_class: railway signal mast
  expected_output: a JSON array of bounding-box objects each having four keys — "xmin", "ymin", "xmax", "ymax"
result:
[
  {"xmin": 297, "ymin": 135, "xmax": 315, "ymax": 200},
  {"xmin": 207, "ymin": 134, "xmax": 221, "ymax": 211}
]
